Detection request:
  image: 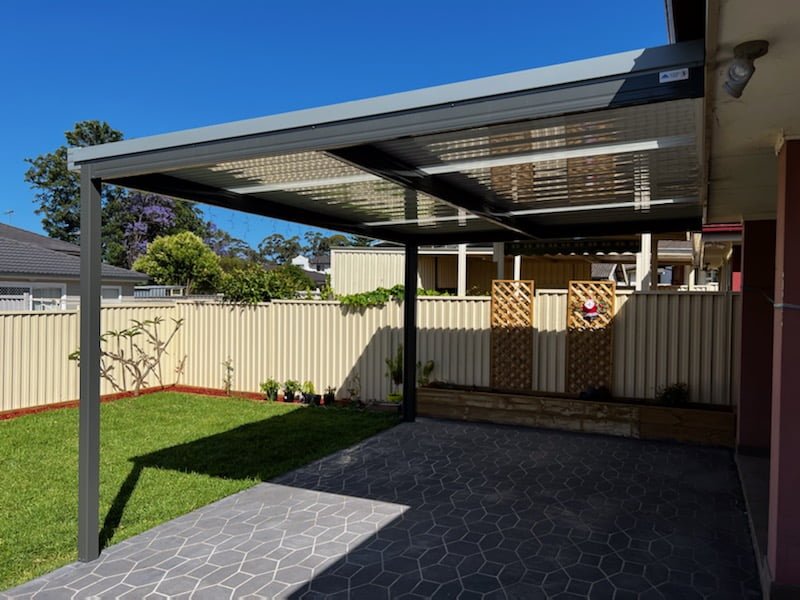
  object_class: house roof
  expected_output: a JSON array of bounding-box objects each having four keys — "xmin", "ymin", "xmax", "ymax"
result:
[
  {"xmin": 0, "ymin": 236, "xmax": 146, "ymax": 282},
  {"xmin": 308, "ymin": 254, "xmax": 331, "ymax": 267},
  {"xmin": 69, "ymin": 41, "xmax": 705, "ymax": 245},
  {"xmin": 0, "ymin": 223, "xmax": 82, "ymax": 256}
]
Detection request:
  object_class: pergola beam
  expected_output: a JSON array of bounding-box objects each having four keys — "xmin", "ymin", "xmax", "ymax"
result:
[{"xmin": 108, "ymin": 173, "xmax": 410, "ymax": 245}]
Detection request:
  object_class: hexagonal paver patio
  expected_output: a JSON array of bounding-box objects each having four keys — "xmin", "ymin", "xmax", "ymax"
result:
[{"xmin": 2, "ymin": 419, "xmax": 760, "ymax": 599}]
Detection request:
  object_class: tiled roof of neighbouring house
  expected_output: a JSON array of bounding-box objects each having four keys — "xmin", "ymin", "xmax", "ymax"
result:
[
  {"xmin": 0, "ymin": 223, "xmax": 83, "ymax": 256},
  {"xmin": 0, "ymin": 236, "xmax": 147, "ymax": 281}
]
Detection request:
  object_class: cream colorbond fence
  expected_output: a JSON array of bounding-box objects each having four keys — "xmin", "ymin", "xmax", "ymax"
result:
[
  {"xmin": 0, "ymin": 304, "xmax": 178, "ymax": 412},
  {"xmin": 0, "ymin": 292, "xmax": 740, "ymax": 413}
]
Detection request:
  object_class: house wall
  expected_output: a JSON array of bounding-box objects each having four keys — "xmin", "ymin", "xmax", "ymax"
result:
[
  {"xmin": 0, "ymin": 292, "xmax": 740, "ymax": 414},
  {"xmin": 0, "ymin": 279, "xmax": 137, "ymax": 310},
  {"xmin": 64, "ymin": 281, "xmax": 138, "ymax": 308}
]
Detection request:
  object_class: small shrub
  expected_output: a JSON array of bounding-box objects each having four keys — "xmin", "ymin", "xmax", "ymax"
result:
[
  {"xmin": 385, "ymin": 345, "xmax": 403, "ymax": 389},
  {"xmin": 417, "ymin": 360, "xmax": 435, "ymax": 386},
  {"xmin": 222, "ymin": 358, "xmax": 234, "ymax": 396},
  {"xmin": 656, "ymin": 383, "xmax": 689, "ymax": 406},
  {"xmin": 345, "ymin": 372, "xmax": 361, "ymax": 403}
]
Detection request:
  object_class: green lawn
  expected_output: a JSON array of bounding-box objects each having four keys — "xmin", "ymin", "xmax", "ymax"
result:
[{"xmin": 0, "ymin": 392, "xmax": 398, "ymax": 591}]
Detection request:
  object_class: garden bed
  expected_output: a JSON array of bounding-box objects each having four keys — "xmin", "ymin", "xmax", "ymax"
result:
[{"xmin": 418, "ymin": 385, "xmax": 734, "ymax": 447}]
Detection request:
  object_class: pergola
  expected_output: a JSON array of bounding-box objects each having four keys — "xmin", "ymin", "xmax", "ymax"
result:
[{"xmin": 69, "ymin": 40, "xmax": 704, "ymax": 561}]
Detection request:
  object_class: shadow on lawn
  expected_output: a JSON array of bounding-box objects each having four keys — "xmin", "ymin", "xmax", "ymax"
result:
[{"xmin": 100, "ymin": 407, "xmax": 395, "ymax": 549}]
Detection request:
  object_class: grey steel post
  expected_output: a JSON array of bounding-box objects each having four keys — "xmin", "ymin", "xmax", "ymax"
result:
[
  {"xmin": 402, "ymin": 243, "xmax": 418, "ymax": 422},
  {"xmin": 79, "ymin": 166, "xmax": 102, "ymax": 562}
]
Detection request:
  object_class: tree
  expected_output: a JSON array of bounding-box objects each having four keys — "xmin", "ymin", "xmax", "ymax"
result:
[
  {"xmin": 303, "ymin": 232, "xmax": 350, "ymax": 257},
  {"xmin": 133, "ymin": 232, "xmax": 223, "ymax": 294},
  {"xmin": 105, "ymin": 193, "xmax": 215, "ymax": 267},
  {"xmin": 205, "ymin": 224, "xmax": 261, "ymax": 263},
  {"xmin": 348, "ymin": 234, "xmax": 375, "ymax": 247},
  {"xmin": 258, "ymin": 233, "xmax": 302, "ymax": 264},
  {"xmin": 25, "ymin": 121, "xmax": 124, "ymax": 244},
  {"xmin": 25, "ymin": 120, "xmax": 226, "ymax": 268}
]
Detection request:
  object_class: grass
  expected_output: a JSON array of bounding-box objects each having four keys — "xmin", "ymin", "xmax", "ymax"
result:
[{"xmin": 0, "ymin": 392, "xmax": 398, "ymax": 591}]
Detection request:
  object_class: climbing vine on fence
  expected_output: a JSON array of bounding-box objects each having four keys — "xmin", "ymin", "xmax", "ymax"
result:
[{"xmin": 338, "ymin": 285, "xmax": 450, "ymax": 308}]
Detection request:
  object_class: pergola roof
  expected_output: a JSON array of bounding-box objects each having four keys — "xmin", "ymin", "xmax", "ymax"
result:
[{"xmin": 69, "ymin": 40, "xmax": 704, "ymax": 245}]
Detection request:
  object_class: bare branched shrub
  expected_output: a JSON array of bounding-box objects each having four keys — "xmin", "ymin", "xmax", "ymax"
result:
[{"xmin": 70, "ymin": 317, "xmax": 184, "ymax": 396}]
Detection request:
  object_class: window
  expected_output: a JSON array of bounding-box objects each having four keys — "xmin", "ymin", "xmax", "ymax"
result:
[
  {"xmin": 32, "ymin": 286, "xmax": 65, "ymax": 311},
  {"xmin": 101, "ymin": 286, "xmax": 122, "ymax": 302},
  {"xmin": 0, "ymin": 283, "xmax": 66, "ymax": 310}
]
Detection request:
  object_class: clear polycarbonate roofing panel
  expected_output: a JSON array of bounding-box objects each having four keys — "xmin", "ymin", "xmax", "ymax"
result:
[
  {"xmin": 69, "ymin": 41, "xmax": 705, "ymax": 242},
  {"xmin": 170, "ymin": 152, "xmax": 506, "ymax": 234},
  {"xmin": 373, "ymin": 99, "xmax": 701, "ymax": 218}
]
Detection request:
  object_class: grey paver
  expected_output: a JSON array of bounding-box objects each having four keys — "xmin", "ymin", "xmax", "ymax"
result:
[{"xmin": 2, "ymin": 419, "xmax": 760, "ymax": 599}]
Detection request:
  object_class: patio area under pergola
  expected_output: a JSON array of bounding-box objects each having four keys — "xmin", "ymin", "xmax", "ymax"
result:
[
  {"xmin": 3, "ymin": 420, "xmax": 760, "ymax": 599},
  {"xmin": 68, "ymin": 37, "xmax": 706, "ymax": 567}
]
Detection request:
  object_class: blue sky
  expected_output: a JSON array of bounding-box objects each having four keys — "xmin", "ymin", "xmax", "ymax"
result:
[{"xmin": 0, "ymin": 0, "xmax": 667, "ymax": 249}]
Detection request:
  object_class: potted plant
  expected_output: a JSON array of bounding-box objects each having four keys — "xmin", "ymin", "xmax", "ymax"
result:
[
  {"xmin": 323, "ymin": 385, "xmax": 336, "ymax": 406},
  {"xmin": 260, "ymin": 378, "xmax": 280, "ymax": 402},
  {"xmin": 385, "ymin": 345, "xmax": 403, "ymax": 403},
  {"xmin": 301, "ymin": 380, "xmax": 320, "ymax": 405},
  {"xmin": 284, "ymin": 379, "xmax": 302, "ymax": 403}
]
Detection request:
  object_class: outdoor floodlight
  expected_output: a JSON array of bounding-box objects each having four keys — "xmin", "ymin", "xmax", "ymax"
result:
[{"xmin": 723, "ymin": 40, "xmax": 769, "ymax": 98}]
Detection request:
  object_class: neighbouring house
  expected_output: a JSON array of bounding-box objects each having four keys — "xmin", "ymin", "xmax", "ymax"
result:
[
  {"xmin": 0, "ymin": 223, "xmax": 146, "ymax": 310},
  {"xmin": 308, "ymin": 254, "xmax": 331, "ymax": 273},
  {"xmin": 330, "ymin": 234, "xmax": 734, "ymax": 295},
  {"xmin": 292, "ymin": 254, "xmax": 331, "ymax": 287}
]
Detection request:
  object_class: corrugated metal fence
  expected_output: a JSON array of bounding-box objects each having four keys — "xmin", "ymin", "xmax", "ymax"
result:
[{"xmin": 0, "ymin": 292, "xmax": 740, "ymax": 413}]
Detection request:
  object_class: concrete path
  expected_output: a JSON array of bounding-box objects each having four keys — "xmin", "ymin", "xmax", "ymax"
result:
[{"xmin": 3, "ymin": 419, "xmax": 760, "ymax": 599}]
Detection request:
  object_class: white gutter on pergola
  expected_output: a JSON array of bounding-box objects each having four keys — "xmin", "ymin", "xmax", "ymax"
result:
[{"xmin": 69, "ymin": 39, "xmax": 705, "ymax": 562}]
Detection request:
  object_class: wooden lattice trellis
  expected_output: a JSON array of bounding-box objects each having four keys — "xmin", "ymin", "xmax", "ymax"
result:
[
  {"xmin": 490, "ymin": 280, "xmax": 534, "ymax": 391},
  {"xmin": 566, "ymin": 280, "xmax": 616, "ymax": 395}
]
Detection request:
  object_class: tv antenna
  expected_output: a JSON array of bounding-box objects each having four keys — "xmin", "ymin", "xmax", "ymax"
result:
[{"xmin": 1, "ymin": 210, "xmax": 13, "ymax": 223}]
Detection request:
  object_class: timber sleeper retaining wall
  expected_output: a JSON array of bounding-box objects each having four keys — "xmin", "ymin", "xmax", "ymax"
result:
[{"xmin": 418, "ymin": 387, "xmax": 735, "ymax": 447}]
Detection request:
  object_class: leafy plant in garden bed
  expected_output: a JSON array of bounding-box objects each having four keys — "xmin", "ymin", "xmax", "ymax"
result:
[
  {"xmin": 417, "ymin": 359, "xmax": 435, "ymax": 386},
  {"xmin": 656, "ymin": 383, "xmax": 690, "ymax": 406},
  {"xmin": 385, "ymin": 344, "xmax": 403, "ymax": 403}
]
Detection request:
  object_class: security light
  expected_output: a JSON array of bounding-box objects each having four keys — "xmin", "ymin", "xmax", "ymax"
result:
[{"xmin": 723, "ymin": 40, "xmax": 769, "ymax": 98}]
